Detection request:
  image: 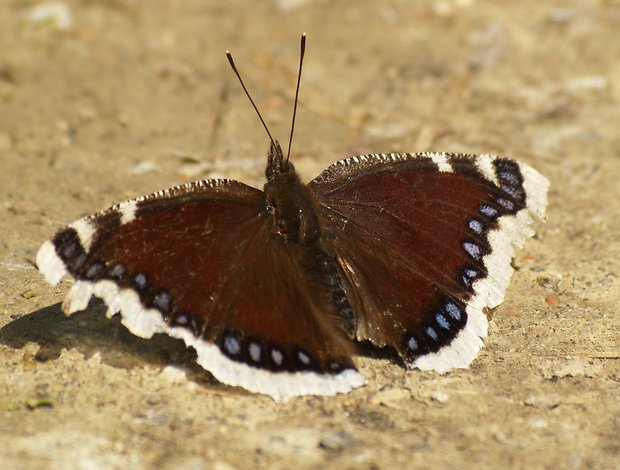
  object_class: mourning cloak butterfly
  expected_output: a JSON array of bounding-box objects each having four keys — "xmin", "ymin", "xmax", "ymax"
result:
[{"xmin": 36, "ymin": 35, "xmax": 548, "ymax": 401}]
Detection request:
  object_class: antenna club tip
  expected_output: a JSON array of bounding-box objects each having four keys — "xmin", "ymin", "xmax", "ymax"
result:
[
  {"xmin": 302, "ymin": 32, "xmax": 306, "ymax": 37},
  {"xmin": 225, "ymin": 49, "xmax": 230, "ymax": 54}
]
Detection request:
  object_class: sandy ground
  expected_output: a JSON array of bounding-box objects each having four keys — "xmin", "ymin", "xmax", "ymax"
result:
[{"xmin": 1, "ymin": 1, "xmax": 618, "ymax": 469}]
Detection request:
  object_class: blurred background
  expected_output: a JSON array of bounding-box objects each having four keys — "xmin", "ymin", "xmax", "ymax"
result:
[{"xmin": 1, "ymin": 1, "xmax": 618, "ymax": 469}]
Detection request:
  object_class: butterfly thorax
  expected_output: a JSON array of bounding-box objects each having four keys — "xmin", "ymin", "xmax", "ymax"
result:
[{"xmin": 264, "ymin": 167, "xmax": 321, "ymax": 246}]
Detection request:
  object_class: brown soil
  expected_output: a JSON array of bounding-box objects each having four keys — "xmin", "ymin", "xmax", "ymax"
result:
[{"xmin": 1, "ymin": 1, "xmax": 618, "ymax": 469}]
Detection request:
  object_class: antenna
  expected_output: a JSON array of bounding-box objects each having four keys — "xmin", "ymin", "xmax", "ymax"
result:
[
  {"xmin": 226, "ymin": 49, "xmax": 276, "ymax": 148},
  {"xmin": 286, "ymin": 33, "xmax": 306, "ymax": 163}
]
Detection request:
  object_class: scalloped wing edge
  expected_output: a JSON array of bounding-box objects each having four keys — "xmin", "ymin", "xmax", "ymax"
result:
[{"xmin": 412, "ymin": 158, "xmax": 549, "ymax": 372}]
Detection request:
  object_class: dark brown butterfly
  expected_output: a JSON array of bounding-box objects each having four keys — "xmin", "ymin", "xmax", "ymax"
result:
[{"xmin": 36, "ymin": 35, "xmax": 548, "ymax": 401}]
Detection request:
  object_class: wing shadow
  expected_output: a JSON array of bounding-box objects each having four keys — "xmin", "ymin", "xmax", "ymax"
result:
[{"xmin": 0, "ymin": 299, "xmax": 216, "ymax": 385}]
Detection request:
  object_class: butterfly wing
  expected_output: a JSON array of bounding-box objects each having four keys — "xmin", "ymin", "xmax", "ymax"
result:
[
  {"xmin": 36, "ymin": 179, "xmax": 364, "ymax": 401},
  {"xmin": 309, "ymin": 153, "xmax": 548, "ymax": 372}
]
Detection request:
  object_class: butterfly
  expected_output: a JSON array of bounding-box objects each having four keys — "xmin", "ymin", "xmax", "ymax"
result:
[{"xmin": 36, "ymin": 35, "xmax": 548, "ymax": 402}]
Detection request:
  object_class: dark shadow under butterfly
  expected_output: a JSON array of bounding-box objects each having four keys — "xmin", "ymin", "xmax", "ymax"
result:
[{"xmin": 36, "ymin": 35, "xmax": 548, "ymax": 402}]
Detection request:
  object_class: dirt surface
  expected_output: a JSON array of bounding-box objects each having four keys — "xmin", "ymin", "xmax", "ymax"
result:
[{"xmin": 1, "ymin": 1, "xmax": 618, "ymax": 469}]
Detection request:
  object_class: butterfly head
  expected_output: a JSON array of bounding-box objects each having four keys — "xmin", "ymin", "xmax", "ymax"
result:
[{"xmin": 266, "ymin": 140, "xmax": 296, "ymax": 181}]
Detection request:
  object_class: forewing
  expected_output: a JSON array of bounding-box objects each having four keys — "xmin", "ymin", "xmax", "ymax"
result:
[
  {"xmin": 36, "ymin": 179, "xmax": 364, "ymax": 401},
  {"xmin": 309, "ymin": 153, "xmax": 548, "ymax": 372}
]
